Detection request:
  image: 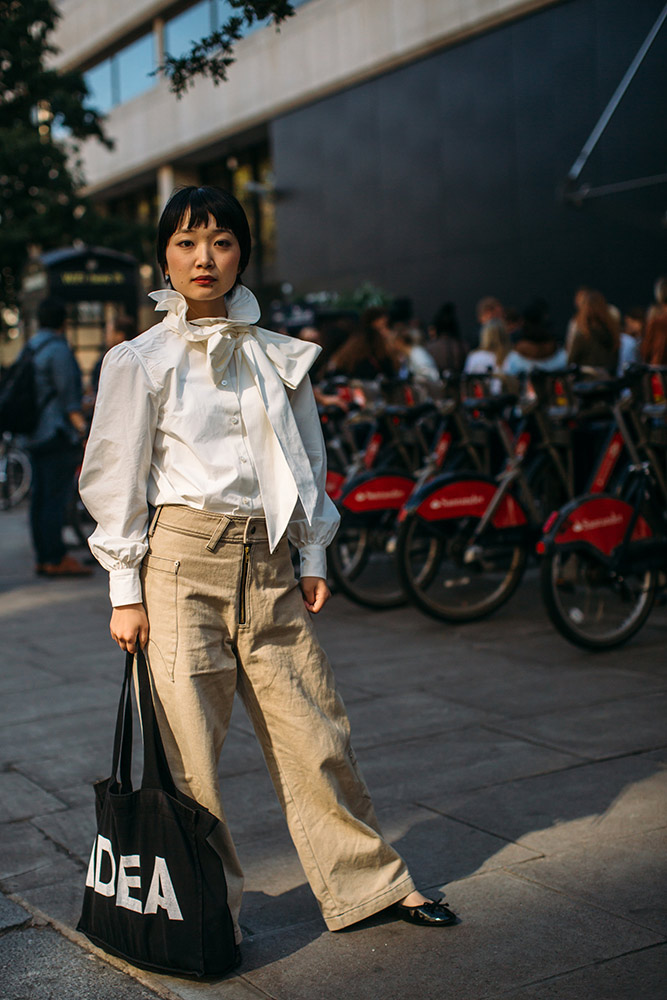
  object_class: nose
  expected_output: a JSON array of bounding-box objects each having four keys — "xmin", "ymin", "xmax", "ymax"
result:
[{"xmin": 195, "ymin": 243, "xmax": 214, "ymax": 268}]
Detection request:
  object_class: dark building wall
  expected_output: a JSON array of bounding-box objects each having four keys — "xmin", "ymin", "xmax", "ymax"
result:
[{"xmin": 271, "ymin": 0, "xmax": 667, "ymax": 340}]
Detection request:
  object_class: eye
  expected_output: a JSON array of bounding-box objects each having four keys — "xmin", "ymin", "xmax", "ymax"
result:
[
  {"xmin": 177, "ymin": 239, "xmax": 194, "ymax": 248},
  {"xmin": 215, "ymin": 238, "xmax": 232, "ymax": 248}
]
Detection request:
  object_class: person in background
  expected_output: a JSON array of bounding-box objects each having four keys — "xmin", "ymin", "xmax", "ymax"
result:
[
  {"xmin": 464, "ymin": 319, "xmax": 511, "ymax": 374},
  {"xmin": 641, "ymin": 277, "xmax": 667, "ymax": 366},
  {"xmin": 389, "ymin": 296, "xmax": 423, "ymax": 343},
  {"xmin": 301, "ymin": 315, "xmax": 356, "ymax": 383},
  {"xmin": 476, "ymin": 296, "xmax": 504, "ymax": 332},
  {"xmin": 91, "ymin": 316, "xmax": 137, "ymax": 393},
  {"xmin": 617, "ymin": 306, "xmax": 644, "ymax": 373},
  {"xmin": 503, "ymin": 300, "xmax": 567, "ymax": 377},
  {"xmin": 503, "ymin": 306, "xmax": 523, "ymax": 344},
  {"xmin": 623, "ymin": 306, "xmax": 645, "ymax": 346},
  {"xmin": 567, "ymin": 289, "xmax": 619, "ymax": 374},
  {"xmin": 425, "ymin": 302, "xmax": 467, "ymax": 373},
  {"xmin": 328, "ymin": 307, "xmax": 397, "ymax": 380},
  {"xmin": 394, "ymin": 329, "xmax": 440, "ymax": 381},
  {"xmin": 565, "ymin": 286, "xmax": 591, "ymax": 351},
  {"xmin": 26, "ymin": 297, "xmax": 91, "ymax": 577}
]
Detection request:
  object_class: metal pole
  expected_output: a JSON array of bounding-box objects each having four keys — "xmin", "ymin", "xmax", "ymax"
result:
[{"xmin": 567, "ymin": 3, "xmax": 667, "ymax": 183}]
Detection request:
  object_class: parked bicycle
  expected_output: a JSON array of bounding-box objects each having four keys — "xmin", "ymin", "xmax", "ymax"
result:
[
  {"xmin": 326, "ymin": 374, "xmax": 498, "ymax": 609},
  {"xmin": 0, "ymin": 432, "xmax": 32, "ymax": 509},
  {"xmin": 539, "ymin": 365, "xmax": 667, "ymax": 649},
  {"xmin": 394, "ymin": 368, "xmax": 622, "ymax": 622}
]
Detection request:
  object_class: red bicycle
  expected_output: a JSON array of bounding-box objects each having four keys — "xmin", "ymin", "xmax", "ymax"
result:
[{"xmin": 539, "ymin": 365, "xmax": 667, "ymax": 649}]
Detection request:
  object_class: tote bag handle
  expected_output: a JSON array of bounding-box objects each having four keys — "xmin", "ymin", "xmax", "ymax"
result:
[{"xmin": 110, "ymin": 650, "xmax": 178, "ymax": 796}]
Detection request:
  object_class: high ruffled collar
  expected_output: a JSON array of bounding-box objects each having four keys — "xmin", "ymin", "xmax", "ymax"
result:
[
  {"xmin": 148, "ymin": 285, "xmax": 260, "ymax": 341},
  {"xmin": 146, "ymin": 284, "xmax": 322, "ymax": 551}
]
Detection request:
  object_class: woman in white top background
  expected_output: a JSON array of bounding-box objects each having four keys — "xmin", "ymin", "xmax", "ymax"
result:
[{"xmin": 79, "ymin": 186, "xmax": 457, "ymax": 959}]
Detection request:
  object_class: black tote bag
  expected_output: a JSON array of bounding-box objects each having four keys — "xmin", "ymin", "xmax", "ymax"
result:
[{"xmin": 77, "ymin": 649, "xmax": 237, "ymax": 978}]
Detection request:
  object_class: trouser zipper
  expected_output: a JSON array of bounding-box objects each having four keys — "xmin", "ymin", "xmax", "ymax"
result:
[{"xmin": 238, "ymin": 544, "xmax": 250, "ymax": 624}]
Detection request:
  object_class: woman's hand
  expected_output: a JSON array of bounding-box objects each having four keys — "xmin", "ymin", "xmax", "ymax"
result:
[
  {"xmin": 110, "ymin": 603, "xmax": 149, "ymax": 653},
  {"xmin": 300, "ymin": 577, "xmax": 331, "ymax": 614}
]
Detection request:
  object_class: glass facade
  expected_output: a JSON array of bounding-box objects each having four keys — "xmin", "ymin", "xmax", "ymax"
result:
[
  {"xmin": 164, "ymin": 1, "xmax": 212, "ymax": 58},
  {"xmin": 164, "ymin": 0, "xmax": 284, "ymax": 57},
  {"xmin": 83, "ymin": 0, "xmax": 313, "ymax": 113},
  {"xmin": 84, "ymin": 33, "xmax": 156, "ymax": 113}
]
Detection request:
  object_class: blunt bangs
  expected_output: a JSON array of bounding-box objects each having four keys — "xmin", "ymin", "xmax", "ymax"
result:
[{"xmin": 156, "ymin": 186, "xmax": 252, "ymax": 281}]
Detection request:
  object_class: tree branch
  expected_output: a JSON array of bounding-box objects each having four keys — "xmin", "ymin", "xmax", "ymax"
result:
[{"xmin": 157, "ymin": 0, "xmax": 296, "ymax": 97}]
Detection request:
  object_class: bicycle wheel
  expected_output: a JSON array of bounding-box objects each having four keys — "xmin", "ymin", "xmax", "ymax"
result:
[
  {"xmin": 540, "ymin": 547, "xmax": 657, "ymax": 650},
  {"xmin": 65, "ymin": 491, "xmax": 96, "ymax": 546},
  {"xmin": 328, "ymin": 509, "xmax": 409, "ymax": 609},
  {"xmin": 397, "ymin": 513, "xmax": 527, "ymax": 622},
  {"xmin": 0, "ymin": 447, "xmax": 32, "ymax": 509}
]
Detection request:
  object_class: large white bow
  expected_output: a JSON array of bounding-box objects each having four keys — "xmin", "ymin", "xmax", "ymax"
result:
[{"xmin": 149, "ymin": 287, "xmax": 321, "ymax": 551}]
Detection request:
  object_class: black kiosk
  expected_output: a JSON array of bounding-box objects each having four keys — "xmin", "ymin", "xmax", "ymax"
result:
[{"xmin": 21, "ymin": 246, "xmax": 139, "ymax": 382}]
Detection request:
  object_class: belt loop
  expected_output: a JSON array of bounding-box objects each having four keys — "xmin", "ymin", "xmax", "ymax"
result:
[
  {"xmin": 148, "ymin": 505, "xmax": 162, "ymax": 538},
  {"xmin": 206, "ymin": 515, "xmax": 231, "ymax": 552},
  {"xmin": 242, "ymin": 517, "xmax": 254, "ymax": 544}
]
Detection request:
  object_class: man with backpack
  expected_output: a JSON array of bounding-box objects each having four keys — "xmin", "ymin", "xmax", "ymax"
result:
[{"xmin": 25, "ymin": 297, "xmax": 91, "ymax": 577}]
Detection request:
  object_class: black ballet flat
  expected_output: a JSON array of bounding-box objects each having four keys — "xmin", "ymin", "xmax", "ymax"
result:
[{"xmin": 395, "ymin": 898, "xmax": 458, "ymax": 926}]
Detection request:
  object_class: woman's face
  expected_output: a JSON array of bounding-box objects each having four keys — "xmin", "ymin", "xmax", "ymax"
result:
[{"xmin": 164, "ymin": 213, "xmax": 242, "ymax": 319}]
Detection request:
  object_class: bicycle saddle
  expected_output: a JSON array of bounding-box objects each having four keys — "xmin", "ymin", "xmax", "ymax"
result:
[
  {"xmin": 572, "ymin": 379, "xmax": 622, "ymax": 402},
  {"xmin": 462, "ymin": 393, "xmax": 517, "ymax": 415}
]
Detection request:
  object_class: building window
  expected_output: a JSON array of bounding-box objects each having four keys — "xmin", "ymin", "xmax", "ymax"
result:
[
  {"xmin": 84, "ymin": 60, "xmax": 114, "ymax": 115},
  {"xmin": 84, "ymin": 32, "xmax": 156, "ymax": 113},
  {"xmin": 164, "ymin": 0, "xmax": 312, "ymax": 56},
  {"xmin": 165, "ymin": 1, "xmax": 213, "ymax": 58}
]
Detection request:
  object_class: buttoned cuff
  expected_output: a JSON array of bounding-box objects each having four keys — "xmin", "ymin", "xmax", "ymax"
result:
[
  {"xmin": 299, "ymin": 544, "xmax": 327, "ymax": 580},
  {"xmin": 109, "ymin": 568, "xmax": 143, "ymax": 607}
]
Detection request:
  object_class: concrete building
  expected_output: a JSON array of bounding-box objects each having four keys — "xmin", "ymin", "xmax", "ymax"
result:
[{"xmin": 52, "ymin": 0, "xmax": 667, "ymax": 338}]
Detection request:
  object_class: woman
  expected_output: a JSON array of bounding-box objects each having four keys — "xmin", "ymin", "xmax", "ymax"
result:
[
  {"xmin": 642, "ymin": 277, "xmax": 667, "ymax": 366},
  {"xmin": 503, "ymin": 301, "xmax": 567, "ymax": 376},
  {"xmin": 394, "ymin": 328, "xmax": 440, "ymax": 381},
  {"xmin": 425, "ymin": 301, "xmax": 468, "ymax": 374},
  {"xmin": 328, "ymin": 306, "xmax": 397, "ymax": 379},
  {"xmin": 79, "ymin": 186, "xmax": 456, "ymax": 955},
  {"xmin": 567, "ymin": 289, "xmax": 619, "ymax": 373},
  {"xmin": 463, "ymin": 319, "xmax": 510, "ymax": 374}
]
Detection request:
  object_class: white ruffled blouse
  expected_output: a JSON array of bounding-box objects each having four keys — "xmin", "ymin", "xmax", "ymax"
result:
[{"xmin": 79, "ymin": 284, "xmax": 340, "ymax": 607}]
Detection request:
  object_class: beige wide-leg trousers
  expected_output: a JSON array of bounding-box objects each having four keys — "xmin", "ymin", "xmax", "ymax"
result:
[{"xmin": 140, "ymin": 505, "xmax": 414, "ymax": 941}]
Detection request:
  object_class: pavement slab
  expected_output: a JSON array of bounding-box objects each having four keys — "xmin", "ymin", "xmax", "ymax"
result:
[
  {"xmin": 0, "ymin": 706, "xmax": 116, "ymax": 764},
  {"xmin": 357, "ymin": 726, "xmax": 582, "ymax": 804},
  {"xmin": 486, "ymin": 691, "xmax": 667, "ymax": 758},
  {"xmin": 496, "ymin": 943, "xmax": 667, "ymax": 999},
  {"xmin": 0, "ymin": 677, "xmax": 119, "ymax": 727},
  {"xmin": 506, "ymin": 828, "xmax": 667, "ymax": 936},
  {"xmin": 422, "ymin": 754, "xmax": 667, "ymax": 852},
  {"xmin": 0, "ymin": 771, "xmax": 65, "ymax": 822},
  {"xmin": 31, "ymin": 802, "xmax": 98, "ymax": 863},
  {"xmin": 344, "ymin": 689, "xmax": 506, "ymax": 748},
  {"xmin": 0, "ymin": 893, "xmax": 30, "ymax": 932}
]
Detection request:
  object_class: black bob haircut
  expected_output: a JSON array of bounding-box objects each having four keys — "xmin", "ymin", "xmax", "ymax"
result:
[
  {"xmin": 156, "ymin": 186, "xmax": 252, "ymax": 284},
  {"xmin": 37, "ymin": 297, "xmax": 67, "ymax": 330}
]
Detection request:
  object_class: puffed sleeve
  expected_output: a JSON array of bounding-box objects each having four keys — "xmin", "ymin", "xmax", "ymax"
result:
[
  {"xmin": 79, "ymin": 343, "xmax": 159, "ymax": 607},
  {"xmin": 287, "ymin": 376, "xmax": 340, "ymax": 579}
]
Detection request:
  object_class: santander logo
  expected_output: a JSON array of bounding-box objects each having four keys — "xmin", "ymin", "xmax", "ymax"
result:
[
  {"xmin": 571, "ymin": 512, "xmax": 624, "ymax": 533},
  {"xmin": 354, "ymin": 488, "xmax": 406, "ymax": 503},
  {"xmin": 429, "ymin": 493, "xmax": 485, "ymax": 511}
]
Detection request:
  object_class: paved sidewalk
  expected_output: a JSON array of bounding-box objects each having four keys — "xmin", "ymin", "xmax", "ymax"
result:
[{"xmin": 1, "ymin": 503, "xmax": 666, "ymax": 999}]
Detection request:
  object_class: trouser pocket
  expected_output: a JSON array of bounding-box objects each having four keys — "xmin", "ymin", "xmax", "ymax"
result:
[{"xmin": 141, "ymin": 553, "xmax": 180, "ymax": 680}]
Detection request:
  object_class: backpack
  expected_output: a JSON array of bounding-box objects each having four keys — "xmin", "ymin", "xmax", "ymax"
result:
[{"xmin": 0, "ymin": 338, "xmax": 56, "ymax": 435}]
